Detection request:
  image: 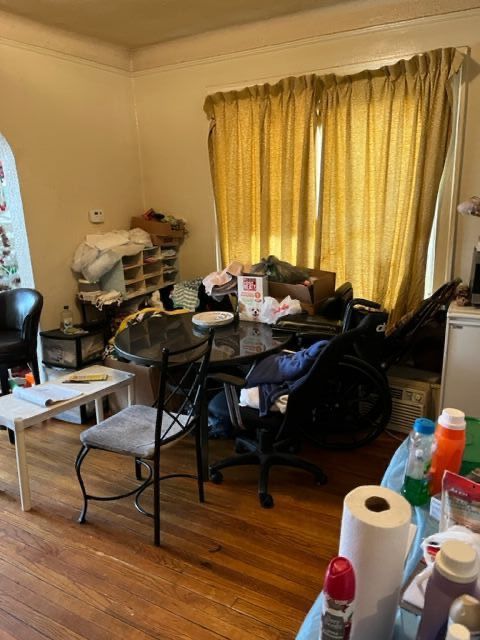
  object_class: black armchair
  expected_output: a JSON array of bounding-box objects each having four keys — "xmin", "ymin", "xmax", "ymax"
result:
[
  {"xmin": 209, "ymin": 313, "xmax": 391, "ymax": 508},
  {"xmin": 0, "ymin": 288, "xmax": 43, "ymax": 395}
]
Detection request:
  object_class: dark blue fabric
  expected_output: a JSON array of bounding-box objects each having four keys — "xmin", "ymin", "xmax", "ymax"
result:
[
  {"xmin": 245, "ymin": 340, "xmax": 328, "ymax": 416},
  {"xmin": 207, "ymin": 391, "xmax": 234, "ymax": 438}
]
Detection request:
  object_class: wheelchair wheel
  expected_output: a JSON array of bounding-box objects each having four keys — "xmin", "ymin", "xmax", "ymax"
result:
[{"xmin": 304, "ymin": 355, "xmax": 392, "ymax": 449}]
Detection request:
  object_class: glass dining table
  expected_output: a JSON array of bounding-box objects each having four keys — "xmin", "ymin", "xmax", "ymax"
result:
[
  {"xmin": 113, "ymin": 312, "xmax": 292, "ymax": 369},
  {"xmin": 113, "ymin": 312, "xmax": 293, "ymax": 474}
]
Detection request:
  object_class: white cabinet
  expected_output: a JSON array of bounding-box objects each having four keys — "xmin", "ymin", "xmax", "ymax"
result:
[{"xmin": 440, "ymin": 303, "xmax": 480, "ymax": 418}]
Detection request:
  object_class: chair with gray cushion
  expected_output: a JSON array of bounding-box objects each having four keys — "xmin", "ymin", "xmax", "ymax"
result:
[
  {"xmin": 75, "ymin": 330, "xmax": 213, "ymax": 546},
  {"xmin": 0, "ymin": 288, "xmax": 43, "ymax": 395}
]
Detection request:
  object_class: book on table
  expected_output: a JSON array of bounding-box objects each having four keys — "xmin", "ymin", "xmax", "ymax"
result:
[{"xmin": 12, "ymin": 384, "xmax": 83, "ymax": 407}]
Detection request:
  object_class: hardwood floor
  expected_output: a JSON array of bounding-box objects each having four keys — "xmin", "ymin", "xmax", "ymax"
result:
[{"xmin": 0, "ymin": 419, "xmax": 399, "ymax": 639}]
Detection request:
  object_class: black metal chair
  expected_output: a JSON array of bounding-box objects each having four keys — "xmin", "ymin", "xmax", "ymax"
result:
[
  {"xmin": 0, "ymin": 288, "xmax": 43, "ymax": 395},
  {"xmin": 209, "ymin": 314, "xmax": 391, "ymax": 508},
  {"xmin": 75, "ymin": 331, "xmax": 213, "ymax": 546}
]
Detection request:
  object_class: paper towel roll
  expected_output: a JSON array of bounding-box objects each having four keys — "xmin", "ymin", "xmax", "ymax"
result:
[{"xmin": 338, "ymin": 485, "xmax": 412, "ymax": 640}]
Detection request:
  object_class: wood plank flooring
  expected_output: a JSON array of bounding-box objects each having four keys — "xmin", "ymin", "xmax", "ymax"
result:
[{"xmin": 0, "ymin": 419, "xmax": 399, "ymax": 639}]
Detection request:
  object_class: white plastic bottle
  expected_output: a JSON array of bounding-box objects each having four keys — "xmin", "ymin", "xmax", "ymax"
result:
[
  {"xmin": 449, "ymin": 595, "xmax": 480, "ymax": 638},
  {"xmin": 446, "ymin": 623, "xmax": 471, "ymax": 639},
  {"xmin": 60, "ymin": 305, "xmax": 73, "ymax": 332}
]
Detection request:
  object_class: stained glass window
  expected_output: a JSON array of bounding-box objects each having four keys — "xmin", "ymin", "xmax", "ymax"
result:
[{"xmin": 0, "ymin": 160, "xmax": 21, "ymax": 290}]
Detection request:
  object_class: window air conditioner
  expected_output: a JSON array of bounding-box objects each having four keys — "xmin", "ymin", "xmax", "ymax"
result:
[{"xmin": 387, "ymin": 375, "xmax": 434, "ymax": 434}]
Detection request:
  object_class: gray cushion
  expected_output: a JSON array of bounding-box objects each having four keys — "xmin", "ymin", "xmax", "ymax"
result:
[{"xmin": 80, "ymin": 405, "xmax": 188, "ymax": 458}]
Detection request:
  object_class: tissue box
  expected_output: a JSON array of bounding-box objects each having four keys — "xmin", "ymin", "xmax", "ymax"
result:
[{"xmin": 237, "ymin": 274, "xmax": 268, "ymax": 322}]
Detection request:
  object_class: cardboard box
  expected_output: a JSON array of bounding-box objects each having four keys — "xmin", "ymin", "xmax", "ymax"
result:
[
  {"xmin": 268, "ymin": 269, "xmax": 336, "ymax": 315},
  {"xmin": 131, "ymin": 216, "xmax": 184, "ymax": 239},
  {"xmin": 104, "ymin": 356, "xmax": 160, "ymax": 411},
  {"xmin": 238, "ymin": 274, "xmax": 268, "ymax": 322}
]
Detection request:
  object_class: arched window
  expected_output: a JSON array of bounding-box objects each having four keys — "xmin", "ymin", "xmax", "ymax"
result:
[{"xmin": 0, "ymin": 134, "xmax": 34, "ymax": 290}]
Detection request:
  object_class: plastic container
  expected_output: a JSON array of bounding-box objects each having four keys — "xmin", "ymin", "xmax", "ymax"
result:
[
  {"xmin": 401, "ymin": 418, "xmax": 435, "ymax": 506},
  {"xmin": 417, "ymin": 540, "xmax": 478, "ymax": 640},
  {"xmin": 446, "ymin": 623, "xmax": 471, "ymax": 639},
  {"xmin": 60, "ymin": 305, "xmax": 73, "ymax": 332},
  {"xmin": 429, "ymin": 408, "xmax": 466, "ymax": 496},
  {"xmin": 321, "ymin": 556, "xmax": 355, "ymax": 640},
  {"xmin": 449, "ymin": 595, "xmax": 480, "ymax": 638}
]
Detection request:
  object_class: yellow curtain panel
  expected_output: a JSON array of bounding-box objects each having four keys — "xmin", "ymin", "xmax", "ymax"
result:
[
  {"xmin": 317, "ymin": 48, "xmax": 463, "ymax": 322},
  {"xmin": 204, "ymin": 75, "xmax": 319, "ymax": 268},
  {"xmin": 204, "ymin": 48, "xmax": 463, "ymax": 320}
]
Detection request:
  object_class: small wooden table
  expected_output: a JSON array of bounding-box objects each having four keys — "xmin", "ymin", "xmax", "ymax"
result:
[{"xmin": 0, "ymin": 364, "xmax": 135, "ymax": 511}]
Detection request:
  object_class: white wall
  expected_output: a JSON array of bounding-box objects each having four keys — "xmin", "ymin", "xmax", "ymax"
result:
[
  {"xmin": 0, "ymin": 21, "xmax": 142, "ymax": 329},
  {"xmin": 132, "ymin": 5, "xmax": 480, "ymax": 285},
  {"xmin": 2, "ymin": 3, "xmax": 480, "ymax": 331}
]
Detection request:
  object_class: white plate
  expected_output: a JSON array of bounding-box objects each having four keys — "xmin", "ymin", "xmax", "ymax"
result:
[{"xmin": 192, "ymin": 311, "xmax": 234, "ymax": 328}]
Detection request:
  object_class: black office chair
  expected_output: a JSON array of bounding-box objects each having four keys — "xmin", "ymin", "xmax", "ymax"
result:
[
  {"xmin": 75, "ymin": 331, "xmax": 213, "ymax": 546},
  {"xmin": 0, "ymin": 288, "xmax": 43, "ymax": 395},
  {"xmin": 209, "ymin": 314, "xmax": 391, "ymax": 508}
]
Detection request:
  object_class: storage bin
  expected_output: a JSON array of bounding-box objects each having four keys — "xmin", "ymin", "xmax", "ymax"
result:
[{"xmin": 40, "ymin": 328, "xmax": 105, "ymax": 369}]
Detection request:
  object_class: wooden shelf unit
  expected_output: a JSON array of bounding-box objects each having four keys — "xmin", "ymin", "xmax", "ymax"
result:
[{"xmin": 100, "ymin": 243, "xmax": 179, "ymax": 299}]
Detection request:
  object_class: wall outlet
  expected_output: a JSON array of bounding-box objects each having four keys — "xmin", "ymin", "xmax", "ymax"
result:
[{"xmin": 89, "ymin": 209, "xmax": 104, "ymax": 223}]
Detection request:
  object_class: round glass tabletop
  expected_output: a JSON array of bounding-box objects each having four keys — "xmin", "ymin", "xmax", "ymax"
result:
[{"xmin": 114, "ymin": 312, "xmax": 291, "ymax": 367}]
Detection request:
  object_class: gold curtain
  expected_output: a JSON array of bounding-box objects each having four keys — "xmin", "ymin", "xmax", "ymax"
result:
[
  {"xmin": 317, "ymin": 48, "xmax": 463, "ymax": 323},
  {"xmin": 204, "ymin": 76, "xmax": 318, "ymax": 267}
]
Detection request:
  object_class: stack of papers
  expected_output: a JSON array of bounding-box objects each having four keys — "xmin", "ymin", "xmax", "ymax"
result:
[{"xmin": 12, "ymin": 385, "xmax": 83, "ymax": 407}]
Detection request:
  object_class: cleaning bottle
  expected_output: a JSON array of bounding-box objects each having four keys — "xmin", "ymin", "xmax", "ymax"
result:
[
  {"xmin": 430, "ymin": 408, "xmax": 466, "ymax": 496},
  {"xmin": 321, "ymin": 556, "xmax": 355, "ymax": 640},
  {"xmin": 401, "ymin": 418, "xmax": 435, "ymax": 506},
  {"xmin": 446, "ymin": 623, "xmax": 471, "ymax": 639},
  {"xmin": 449, "ymin": 595, "xmax": 480, "ymax": 638},
  {"xmin": 60, "ymin": 305, "xmax": 73, "ymax": 333},
  {"xmin": 416, "ymin": 540, "xmax": 478, "ymax": 640}
]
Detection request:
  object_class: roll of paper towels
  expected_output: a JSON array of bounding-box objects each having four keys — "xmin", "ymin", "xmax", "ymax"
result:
[{"xmin": 338, "ymin": 485, "xmax": 412, "ymax": 640}]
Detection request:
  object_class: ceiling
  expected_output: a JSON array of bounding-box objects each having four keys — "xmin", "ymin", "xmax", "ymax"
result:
[{"xmin": 0, "ymin": 0, "xmax": 347, "ymax": 49}]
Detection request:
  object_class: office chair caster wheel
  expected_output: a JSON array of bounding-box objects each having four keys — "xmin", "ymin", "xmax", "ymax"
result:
[
  {"xmin": 259, "ymin": 492, "xmax": 274, "ymax": 508},
  {"xmin": 209, "ymin": 469, "xmax": 223, "ymax": 484}
]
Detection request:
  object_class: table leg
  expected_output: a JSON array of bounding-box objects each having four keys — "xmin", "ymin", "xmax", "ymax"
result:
[
  {"xmin": 127, "ymin": 380, "xmax": 134, "ymax": 407},
  {"xmin": 94, "ymin": 398, "xmax": 104, "ymax": 423},
  {"xmin": 13, "ymin": 428, "xmax": 31, "ymax": 511},
  {"xmin": 200, "ymin": 396, "xmax": 209, "ymax": 478}
]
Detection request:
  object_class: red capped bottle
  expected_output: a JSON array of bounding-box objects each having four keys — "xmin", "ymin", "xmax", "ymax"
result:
[{"xmin": 321, "ymin": 556, "xmax": 356, "ymax": 640}]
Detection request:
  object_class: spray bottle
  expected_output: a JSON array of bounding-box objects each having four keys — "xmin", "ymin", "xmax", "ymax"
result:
[{"xmin": 321, "ymin": 556, "xmax": 355, "ymax": 640}]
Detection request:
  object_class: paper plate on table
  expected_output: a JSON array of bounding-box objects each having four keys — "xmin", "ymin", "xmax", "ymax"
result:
[{"xmin": 192, "ymin": 311, "xmax": 234, "ymax": 328}]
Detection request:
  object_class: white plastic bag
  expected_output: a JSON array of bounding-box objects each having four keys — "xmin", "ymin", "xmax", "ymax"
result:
[
  {"xmin": 421, "ymin": 525, "xmax": 480, "ymax": 565},
  {"xmin": 259, "ymin": 295, "xmax": 302, "ymax": 324}
]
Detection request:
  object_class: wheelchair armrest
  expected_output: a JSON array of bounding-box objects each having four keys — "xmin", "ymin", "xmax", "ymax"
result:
[
  {"xmin": 316, "ymin": 281, "xmax": 353, "ymax": 320},
  {"xmin": 343, "ymin": 298, "xmax": 381, "ymax": 331},
  {"xmin": 207, "ymin": 372, "xmax": 246, "ymax": 388}
]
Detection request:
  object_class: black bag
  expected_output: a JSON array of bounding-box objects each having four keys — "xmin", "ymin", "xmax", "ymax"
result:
[{"xmin": 250, "ymin": 255, "xmax": 309, "ymax": 284}]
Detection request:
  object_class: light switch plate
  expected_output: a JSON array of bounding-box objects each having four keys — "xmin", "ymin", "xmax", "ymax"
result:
[{"xmin": 89, "ymin": 209, "xmax": 104, "ymax": 223}]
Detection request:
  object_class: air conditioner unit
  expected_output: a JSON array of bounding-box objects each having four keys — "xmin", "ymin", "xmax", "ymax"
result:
[{"xmin": 387, "ymin": 375, "xmax": 434, "ymax": 434}]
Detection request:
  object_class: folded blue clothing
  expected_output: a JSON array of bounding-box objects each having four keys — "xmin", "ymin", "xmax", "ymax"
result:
[{"xmin": 245, "ymin": 340, "xmax": 328, "ymax": 416}]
